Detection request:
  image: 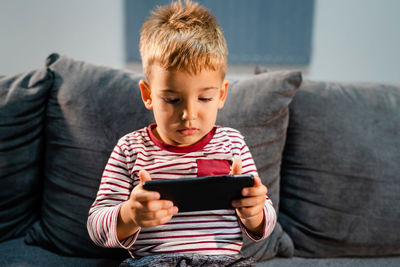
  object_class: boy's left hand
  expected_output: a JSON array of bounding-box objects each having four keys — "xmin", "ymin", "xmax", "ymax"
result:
[{"xmin": 231, "ymin": 158, "xmax": 266, "ymax": 236}]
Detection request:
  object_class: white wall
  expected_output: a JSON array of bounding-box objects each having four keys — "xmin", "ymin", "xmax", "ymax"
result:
[
  {"xmin": 0, "ymin": 0, "xmax": 124, "ymax": 75},
  {"xmin": 1, "ymin": 0, "xmax": 399, "ymax": 84},
  {"xmin": 308, "ymin": 0, "xmax": 400, "ymax": 84}
]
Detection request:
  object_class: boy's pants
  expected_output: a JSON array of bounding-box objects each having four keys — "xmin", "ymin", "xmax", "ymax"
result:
[{"xmin": 119, "ymin": 253, "xmax": 256, "ymax": 267}]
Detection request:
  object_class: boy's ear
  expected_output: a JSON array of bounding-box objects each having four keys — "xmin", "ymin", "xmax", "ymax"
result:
[
  {"xmin": 139, "ymin": 80, "xmax": 153, "ymax": 110},
  {"xmin": 218, "ymin": 80, "xmax": 229, "ymax": 109}
]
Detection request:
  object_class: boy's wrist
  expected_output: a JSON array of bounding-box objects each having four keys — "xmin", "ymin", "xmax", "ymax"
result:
[
  {"xmin": 117, "ymin": 201, "xmax": 140, "ymax": 241},
  {"xmin": 238, "ymin": 210, "xmax": 265, "ymax": 238}
]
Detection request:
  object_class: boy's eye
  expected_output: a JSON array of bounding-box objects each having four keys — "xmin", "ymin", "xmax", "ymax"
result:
[
  {"xmin": 163, "ymin": 97, "xmax": 180, "ymax": 104},
  {"xmin": 199, "ymin": 97, "xmax": 212, "ymax": 102}
]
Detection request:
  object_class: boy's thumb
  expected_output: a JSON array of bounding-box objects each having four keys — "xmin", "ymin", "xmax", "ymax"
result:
[
  {"xmin": 231, "ymin": 157, "xmax": 242, "ymax": 175},
  {"xmin": 139, "ymin": 169, "xmax": 152, "ymax": 184}
]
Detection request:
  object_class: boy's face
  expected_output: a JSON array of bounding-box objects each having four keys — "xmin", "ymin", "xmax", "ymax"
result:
[{"xmin": 139, "ymin": 65, "xmax": 229, "ymax": 147}]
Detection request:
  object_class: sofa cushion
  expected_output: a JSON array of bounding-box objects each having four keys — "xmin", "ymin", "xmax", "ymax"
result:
[
  {"xmin": 24, "ymin": 54, "xmax": 142, "ymax": 258},
  {"xmin": 217, "ymin": 70, "xmax": 301, "ymax": 260},
  {"xmin": 255, "ymin": 256, "xmax": 400, "ymax": 267},
  {"xmin": 0, "ymin": 237, "xmax": 121, "ymax": 267},
  {"xmin": 0, "ymin": 68, "xmax": 53, "ymax": 242},
  {"xmin": 279, "ymin": 80, "xmax": 400, "ymax": 257},
  {"xmin": 25, "ymin": 53, "xmax": 301, "ymax": 260}
]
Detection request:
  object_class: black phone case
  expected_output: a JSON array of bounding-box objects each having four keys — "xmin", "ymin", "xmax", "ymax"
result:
[{"xmin": 142, "ymin": 174, "xmax": 254, "ymax": 212}]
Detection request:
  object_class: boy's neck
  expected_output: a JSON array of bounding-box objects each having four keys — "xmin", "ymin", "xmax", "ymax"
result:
[{"xmin": 147, "ymin": 124, "xmax": 216, "ymax": 153}]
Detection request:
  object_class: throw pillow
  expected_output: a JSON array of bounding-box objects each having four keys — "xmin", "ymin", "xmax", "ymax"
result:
[
  {"xmin": 217, "ymin": 70, "xmax": 302, "ymax": 260},
  {"xmin": 0, "ymin": 68, "xmax": 53, "ymax": 241},
  {"xmin": 279, "ymin": 80, "xmax": 400, "ymax": 257},
  {"xmin": 24, "ymin": 53, "xmax": 148, "ymax": 258}
]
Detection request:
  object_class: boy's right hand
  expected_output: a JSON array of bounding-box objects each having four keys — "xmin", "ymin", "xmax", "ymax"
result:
[{"xmin": 117, "ymin": 170, "xmax": 178, "ymax": 241}]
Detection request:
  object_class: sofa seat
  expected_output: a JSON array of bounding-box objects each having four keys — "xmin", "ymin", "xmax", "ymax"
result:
[
  {"xmin": 257, "ymin": 256, "xmax": 400, "ymax": 267},
  {"xmin": 1, "ymin": 237, "xmax": 399, "ymax": 267},
  {"xmin": 0, "ymin": 237, "xmax": 121, "ymax": 267}
]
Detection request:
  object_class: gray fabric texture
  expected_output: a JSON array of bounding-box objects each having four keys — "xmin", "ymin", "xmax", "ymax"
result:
[
  {"xmin": 0, "ymin": 68, "xmax": 53, "ymax": 242},
  {"xmin": 217, "ymin": 71, "xmax": 302, "ymax": 260},
  {"xmin": 120, "ymin": 253, "xmax": 256, "ymax": 267},
  {"xmin": 1, "ymin": 238, "xmax": 399, "ymax": 267},
  {"xmin": 24, "ymin": 53, "xmax": 141, "ymax": 258},
  {"xmin": 0, "ymin": 237, "xmax": 121, "ymax": 267},
  {"xmin": 256, "ymin": 256, "xmax": 400, "ymax": 267},
  {"xmin": 279, "ymin": 80, "xmax": 400, "ymax": 257}
]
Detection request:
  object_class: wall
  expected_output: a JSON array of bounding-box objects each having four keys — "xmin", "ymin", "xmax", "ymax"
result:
[
  {"xmin": 0, "ymin": 0, "xmax": 399, "ymax": 84},
  {"xmin": 308, "ymin": 0, "xmax": 400, "ymax": 84},
  {"xmin": 0, "ymin": 0, "xmax": 124, "ymax": 75}
]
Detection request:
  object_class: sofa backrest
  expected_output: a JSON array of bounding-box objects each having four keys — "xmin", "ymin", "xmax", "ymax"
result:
[
  {"xmin": 2, "ymin": 53, "xmax": 399, "ymax": 260},
  {"xmin": 1, "ymin": 53, "xmax": 301, "ymax": 260},
  {"xmin": 279, "ymin": 79, "xmax": 400, "ymax": 257}
]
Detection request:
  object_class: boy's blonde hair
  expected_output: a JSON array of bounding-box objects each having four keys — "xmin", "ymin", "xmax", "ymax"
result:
[{"xmin": 139, "ymin": 0, "xmax": 228, "ymax": 79}]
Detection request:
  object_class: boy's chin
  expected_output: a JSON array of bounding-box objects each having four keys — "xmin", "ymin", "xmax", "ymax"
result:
[
  {"xmin": 172, "ymin": 135, "xmax": 203, "ymax": 147},
  {"xmin": 174, "ymin": 138, "xmax": 199, "ymax": 147}
]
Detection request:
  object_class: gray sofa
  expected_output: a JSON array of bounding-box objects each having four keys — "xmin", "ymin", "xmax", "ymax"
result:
[{"xmin": 1, "ymin": 53, "xmax": 399, "ymax": 266}]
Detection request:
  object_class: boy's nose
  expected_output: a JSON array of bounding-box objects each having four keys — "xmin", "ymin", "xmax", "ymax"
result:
[{"xmin": 182, "ymin": 101, "xmax": 197, "ymax": 121}]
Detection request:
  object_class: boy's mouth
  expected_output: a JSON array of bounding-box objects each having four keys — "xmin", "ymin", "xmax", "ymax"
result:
[{"xmin": 178, "ymin": 128, "xmax": 198, "ymax": 136}]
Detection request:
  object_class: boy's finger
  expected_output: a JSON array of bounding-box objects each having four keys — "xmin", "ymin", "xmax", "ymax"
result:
[
  {"xmin": 139, "ymin": 169, "xmax": 152, "ymax": 184},
  {"xmin": 139, "ymin": 206, "xmax": 179, "ymax": 220},
  {"xmin": 140, "ymin": 214, "xmax": 175, "ymax": 228},
  {"xmin": 253, "ymin": 176, "xmax": 262, "ymax": 186},
  {"xmin": 142, "ymin": 200, "xmax": 174, "ymax": 212},
  {"xmin": 134, "ymin": 190, "xmax": 160, "ymax": 202},
  {"xmin": 232, "ymin": 196, "xmax": 264, "ymax": 208},
  {"xmin": 241, "ymin": 176, "xmax": 267, "ymax": 196},
  {"xmin": 236, "ymin": 206, "xmax": 263, "ymax": 219},
  {"xmin": 231, "ymin": 157, "xmax": 242, "ymax": 175},
  {"xmin": 242, "ymin": 185, "xmax": 267, "ymax": 197}
]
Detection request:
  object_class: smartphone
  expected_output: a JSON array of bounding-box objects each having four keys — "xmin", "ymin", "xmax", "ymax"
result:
[{"xmin": 142, "ymin": 174, "xmax": 254, "ymax": 212}]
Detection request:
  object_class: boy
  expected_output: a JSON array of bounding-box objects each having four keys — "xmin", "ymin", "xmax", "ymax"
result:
[{"xmin": 87, "ymin": 1, "xmax": 276, "ymax": 265}]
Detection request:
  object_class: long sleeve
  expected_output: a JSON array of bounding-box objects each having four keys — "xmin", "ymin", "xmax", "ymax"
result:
[
  {"xmin": 87, "ymin": 139, "xmax": 137, "ymax": 249},
  {"xmin": 237, "ymin": 137, "xmax": 277, "ymax": 241}
]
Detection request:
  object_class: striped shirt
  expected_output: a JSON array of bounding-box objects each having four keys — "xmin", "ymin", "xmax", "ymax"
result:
[{"xmin": 87, "ymin": 124, "xmax": 276, "ymax": 258}]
